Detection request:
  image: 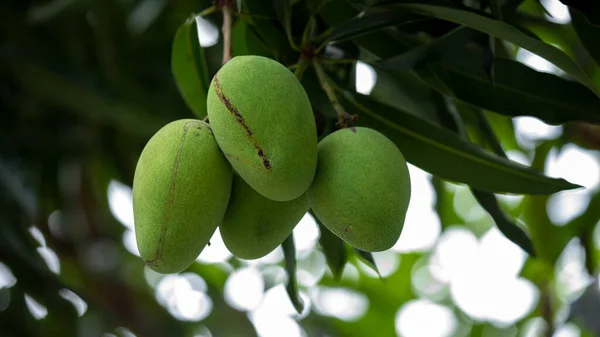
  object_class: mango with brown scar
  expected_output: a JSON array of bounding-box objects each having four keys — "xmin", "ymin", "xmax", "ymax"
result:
[
  {"xmin": 133, "ymin": 119, "xmax": 233, "ymax": 274},
  {"xmin": 207, "ymin": 56, "xmax": 317, "ymax": 202},
  {"xmin": 220, "ymin": 174, "xmax": 309, "ymax": 260},
  {"xmin": 308, "ymin": 127, "xmax": 411, "ymax": 252}
]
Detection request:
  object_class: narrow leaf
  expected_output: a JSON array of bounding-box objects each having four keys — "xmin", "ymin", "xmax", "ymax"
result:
[
  {"xmin": 231, "ymin": 19, "xmax": 250, "ymax": 57},
  {"xmin": 321, "ymin": 9, "xmax": 420, "ymax": 44},
  {"xmin": 377, "ymin": 26, "xmax": 483, "ymax": 70},
  {"xmin": 273, "ymin": 0, "xmax": 296, "ymax": 49},
  {"xmin": 434, "ymin": 52, "xmax": 600, "ymax": 124},
  {"xmin": 6, "ymin": 59, "xmax": 166, "ymax": 138},
  {"xmin": 282, "ymin": 234, "xmax": 304, "ymax": 314},
  {"xmin": 570, "ymin": 9, "xmax": 600, "ymax": 66},
  {"xmin": 318, "ymin": 0, "xmax": 410, "ymax": 58},
  {"xmin": 522, "ymin": 141, "xmax": 573, "ymax": 264},
  {"xmin": 491, "ymin": 0, "xmax": 502, "ymax": 20},
  {"xmin": 442, "ymin": 101, "xmax": 536, "ymax": 256},
  {"xmin": 312, "ymin": 210, "xmax": 347, "ymax": 281},
  {"xmin": 354, "ymin": 249, "xmax": 381, "ymax": 277},
  {"xmin": 472, "ymin": 190, "xmax": 535, "ymax": 255},
  {"xmin": 171, "ymin": 16, "xmax": 210, "ymax": 119},
  {"xmin": 336, "ymin": 91, "xmax": 579, "ymax": 194},
  {"xmin": 391, "ymin": 3, "xmax": 597, "ymax": 94}
]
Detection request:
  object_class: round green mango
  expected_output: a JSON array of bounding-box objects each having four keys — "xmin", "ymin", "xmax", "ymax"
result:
[
  {"xmin": 206, "ymin": 55, "xmax": 317, "ymax": 202},
  {"xmin": 307, "ymin": 127, "xmax": 411, "ymax": 252},
  {"xmin": 220, "ymin": 174, "xmax": 309, "ymax": 260},
  {"xmin": 133, "ymin": 119, "xmax": 233, "ymax": 274}
]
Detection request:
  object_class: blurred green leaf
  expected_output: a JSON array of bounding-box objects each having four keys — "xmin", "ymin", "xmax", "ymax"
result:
[
  {"xmin": 434, "ymin": 52, "xmax": 600, "ymax": 124},
  {"xmin": 570, "ymin": 9, "xmax": 600, "ymax": 66},
  {"xmin": 472, "ymin": 190, "xmax": 535, "ymax": 255},
  {"xmin": 491, "ymin": 0, "xmax": 502, "ymax": 20},
  {"xmin": 2, "ymin": 59, "xmax": 167, "ymax": 138},
  {"xmin": 171, "ymin": 15, "xmax": 210, "ymax": 119},
  {"xmin": 354, "ymin": 249, "xmax": 381, "ymax": 277},
  {"xmin": 313, "ymin": 211, "xmax": 347, "ymax": 281},
  {"xmin": 438, "ymin": 101, "xmax": 536, "ymax": 256},
  {"xmin": 391, "ymin": 3, "xmax": 598, "ymax": 94},
  {"xmin": 231, "ymin": 19, "xmax": 249, "ymax": 56},
  {"xmin": 273, "ymin": 0, "xmax": 297, "ymax": 50},
  {"xmin": 521, "ymin": 141, "xmax": 573, "ymax": 264},
  {"xmin": 336, "ymin": 91, "xmax": 579, "ymax": 194},
  {"xmin": 568, "ymin": 191, "xmax": 600, "ymax": 237},
  {"xmin": 281, "ymin": 234, "xmax": 304, "ymax": 314}
]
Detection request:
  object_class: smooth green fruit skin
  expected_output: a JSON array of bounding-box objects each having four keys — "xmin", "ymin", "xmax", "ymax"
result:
[
  {"xmin": 307, "ymin": 127, "xmax": 411, "ymax": 252},
  {"xmin": 133, "ymin": 119, "xmax": 233, "ymax": 274},
  {"xmin": 207, "ymin": 55, "xmax": 317, "ymax": 202},
  {"xmin": 220, "ymin": 174, "xmax": 309, "ymax": 260}
]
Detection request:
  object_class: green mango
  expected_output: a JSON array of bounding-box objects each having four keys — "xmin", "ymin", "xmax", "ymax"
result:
[
  {"xmin": 133, "ymin": 119, "xmax": 232, "ymax": 274},
  {"xmin": 308, "ymin": 127, "xmax": 411, "ymax": 252},
  {"xmin": 207, "ymin": 55, "xmax": 317, "ymax": 202},
  {"xmin": 220, "ymin": 174, "xmax": 309, "ymax": 260}
]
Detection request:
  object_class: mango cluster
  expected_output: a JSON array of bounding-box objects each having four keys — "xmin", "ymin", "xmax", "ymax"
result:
[{"xmin": 133, "ymin": 56, "xmax": 411, "ymax": 274}]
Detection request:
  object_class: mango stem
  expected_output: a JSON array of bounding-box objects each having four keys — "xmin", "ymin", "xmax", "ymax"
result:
[
  {"xmin": 312, "ymin": 59, "xmax": 356, "ymax": 129},
  {"xmin": 220, "ymin": 1, "xmax": 233, "ymax": 65}
]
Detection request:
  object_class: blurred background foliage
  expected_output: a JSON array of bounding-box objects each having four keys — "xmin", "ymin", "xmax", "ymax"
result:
[{"xmin": 1, "ymin": 0, "xmax": 600, "ymax": 337}]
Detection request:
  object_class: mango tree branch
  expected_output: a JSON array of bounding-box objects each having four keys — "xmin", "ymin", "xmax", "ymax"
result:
[{"xmin": 312, "ymin": 59, "xmax": 356, "ymax": 128}]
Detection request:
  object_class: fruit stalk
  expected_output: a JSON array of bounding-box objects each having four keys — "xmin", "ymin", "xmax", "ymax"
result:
[
  {"xmin": 311, "ymin": 59, "xmax": 355, "ymax": 129},
  {"xmin": 220, "ymin": 1, "xmax": 233, "ymax": 65}
]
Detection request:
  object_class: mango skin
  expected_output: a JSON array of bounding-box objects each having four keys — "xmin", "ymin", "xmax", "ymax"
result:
[
  {"xmin": 307, "ymin": 127, "xmax": 411, "ymax": 252},
  {"xmin": 133, "ymin": 119, "xmax": 233, "ymax": 274},
  {"xmin": 206, "ymin": 55, "xmax": 317, "ymax": 202},
  {"xmin": 220, "ymin": 174, "xmax": 309, "ymax": 260}
]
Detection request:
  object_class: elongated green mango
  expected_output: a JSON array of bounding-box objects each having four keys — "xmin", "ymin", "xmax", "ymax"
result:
[
  {"xmin": 220, "ymin": 174, "xmax": 309, "ymax": 260},
  {"xmin": 133, "ymin": 119, "xmax": 232, "ymax": 274},
  {"xmin": 207, "ymin": 55, "xmax": 317, "ymax": 202},
  {"xmin": 308, "ymin": 127, "xmax": 411, "ymax": 252}
]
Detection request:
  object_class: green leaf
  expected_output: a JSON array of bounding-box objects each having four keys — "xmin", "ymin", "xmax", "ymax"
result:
[
  {"xmin": 321, "ymin": 9, "xmax": 420, "ymax": 44},
  {"xmin": 354, "ymin": 249, "xmax": 381, "ymax": 277},
  {"xmin": 336, "ymin": 91, "xmax": 579, "ymax": 194},
  {"xmin": 491, "ymin": 0, "xmax": 502, "ymax": 20},
  {"xmin": 171, "ymin": 16, "xmax": 210, "ymax": 119},
  {"xmin": 273, "ymin": 0, "xmax": 297, "ymax": 50},
  {"xmin": 312, "ymin": 210, "xmax": 347, "ymax": 281},
  {"xmin": 231, "ymin": 19, "xmax": 250, "ymax": 56},
  {"xmin": 318, "ymin": 0, "xmax": 410, "ymax": 59},
  {"xmin": 472, "ymin": 190, "xmax": 535, "ymax": 255},
  {"xmin": 244, "ymin": 1, "xmax": 297, "ymax": 63},
  {"xmin": 370, "ymin": 67, "xmax": 443, "ymax": 124},
  {"xmin": 281, "ymin": 234, "xmax": 304, "ymax": 314},
  {"xmin": 567, "ymin": 191, "xmax": 600, "ymax": 238},
  {"xmin": 570, "ymin": 8, "xmax": 600, "ymax": 66},
  {"xmin": 434, "ymin": 52, "xmax": 600, "ymax": 124},
  {"xmin": 4, "ymin": 59, "xmax": 166, "ymax": 138},
  {"xmin": 376, "ymin": 26, "xmax": 483, "ymax": 71},
  {"xmin": 440, "ymin": 98, "xmax": 535, "ymax": 256},
  {"xmin": 390, "ymin": 3, "xmax": 598, "ymax": 94},
  {"xmin": 521, "ymin": 141, "xmax": 572, "ymax": 264}
]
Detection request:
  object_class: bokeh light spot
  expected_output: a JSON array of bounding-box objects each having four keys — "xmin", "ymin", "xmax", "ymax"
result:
[{"xmin": 395, "ymin": 299, "xmax": 457, "ymax": 337}]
